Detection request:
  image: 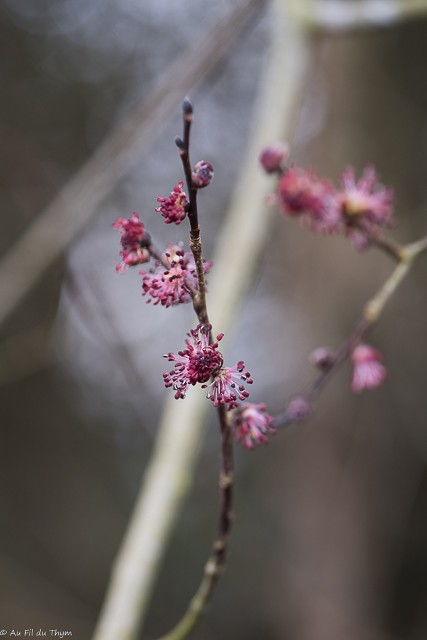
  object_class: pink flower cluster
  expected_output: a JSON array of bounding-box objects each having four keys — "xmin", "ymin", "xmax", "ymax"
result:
[
  {"xmin": 311, "ymin": 342, "xmax": 387, "ymax": 394},
  {"xmin": 113, "ymin": 213, "xmax": 151, "ymax": 272},
  {"xmin": 351, "ymin": 343, "xmax": 387, "ymax": 393},
  {"xmin": 278, "ymin": 167, "xmax": 341, "ymax": 234},
  {"xmin": 155, "ymin": 181, "xmax": 188, "ymax": 225},
  {"xmin": 163, "ymin": 324, "xmax": 252, "ymax": 409},
  {"xmin": 231, "ymin": 403, "xmax": 275, "ymax": 450},
  {"xmin": 260, "ymin": 145, "xmax": 394, "ymax": 249},
  {"xmin": 204, "ymin": 362, "xmax": 252, "ymax": 408},
  {"xmin": 141, "ymin": 245, "xmax": 211, "ymax": 308}
]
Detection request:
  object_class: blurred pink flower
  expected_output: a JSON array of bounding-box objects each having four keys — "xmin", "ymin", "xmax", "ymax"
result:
[
  {"xmin": 113, "ymin": 213, "xmax": 150, "ymax": 272},
  {"xmin": 340, "ymin": 166, "xmax": 393, "ymax": 226},
  {"xmin": 278, "ymin": 167, "xmax": 341, "ymax": 233},
  {"xmin": 232, "ymin": 403, "xmax": 275, "ymax": 449},
  {"xmin": 259, "ymin": 141, "xmax": 288, "ymax": 174},
  {"xmin": 351, "ymin": 343, "xmax": 387, "ymax": 393}
]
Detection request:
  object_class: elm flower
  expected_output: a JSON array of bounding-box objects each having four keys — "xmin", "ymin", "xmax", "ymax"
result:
[
  {"xmin": 141, "ymin": 245, "xmax": 211, "ymax": 308},
  {"xmin": 340, "ymin": 166, "xmax": 393, "ymax": 226},
  {"xmin": 113, "ymin": 213, "xmax": 151, "ymax": 272},
  {"xmin": 163, "ymin": 324, "xmax": 224, "ymax": 399},
  {"xmin": 278, "ymin": 167, "xmax": 341, "ymax": 234},
  {"xmin": 192, "ymin": 160, "xmax": 214, "ymax": 188},
  {"xmin": 203, "ymin": 362, "xmax": 253, "ymax": 409},
  {"xmin": 231, "ymin": 403, "xmax": 275, "ymax": 450},
  {"xmin": 155, "ymin": 181, "xmax": 188, "ymax": 224},
  {"xmin": 351, "ymin": 343, "xmax": 387, "ymax": 393},
  {"xmin": 163, "ymin": 325, "xmax": 252, "ymax": 407},
  {"xmin": 259, "ymin": 142, "xmax": 288, "ymax": 174}
]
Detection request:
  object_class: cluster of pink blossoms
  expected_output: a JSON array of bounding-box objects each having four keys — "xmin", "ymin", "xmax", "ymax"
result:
[
  {"xmin": 259, "ymin": 143, "xmax": 394, "ymax": 249},
  {"xmin": 311, "ymin": 342, "xmax": 387, "ymax": 393},
  {"xmin": 231, "ymin": 403, "xmax": 275, "ymax": 450},
  {"xmin": 162, "ymin": 326, "xmax": 277, "ymax": 450},
  {"xmin": 259, "ymin": 143, "xmax": 390, "ymax": 399},
  {"xmin": 351, "ymin": 343, "xmax": 387, "ymax": 393},
  {"xmin": 141, "ymin": 245, "xmax": 211, "ymax": 308},
  {"xmin": 113, "ymin": 168, "xmax": 276, "ymax": 449},
  {"xmin": 114, "ymin": 134, "xmax": 391, "ymax": 452},
  {"xmin": 163, "ymin": 324, "xmax": 253, "ymax": 410},
  {"xmin": 163, "ymin": 324, "xmax": 275, "ymax": 449},
  {"xmin": 113, "ymin": 213, "xmax": 151, "ymax": 272},
  {"xmin": 155, "ymin": 181, "xmax": 188, "ymax": 224}
]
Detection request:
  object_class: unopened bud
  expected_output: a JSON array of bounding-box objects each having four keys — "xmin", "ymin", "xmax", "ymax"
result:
[
  {"xmin": 182, "ymin": 96, "xmax": 193, "ymax": 119},
  {"xmin": 286, "ymin": 395, "xmax": 311, "ymax": 423},
  {"xmin": 174, "ymin": 136, "xmax": 186, "ymax": 151},
  {"xmin": 309, "ymin": 346, "xmax": 335, "ymax": 370},
  {"xmin": 259, "ymin": 142, "xmax": 288, "ymax": 174},
  {"xmin": 192, "ymin": 160, "xmax": 214, "ymax": 188}
]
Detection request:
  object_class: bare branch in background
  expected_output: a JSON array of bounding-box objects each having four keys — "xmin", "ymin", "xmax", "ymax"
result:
[
  {"xmin": 289, "ymin": 0, "xmax": 427, "ymax": 31},
  {"xmin": 273, "ymin": 234, "xmax": 427, "ymax": 428}
]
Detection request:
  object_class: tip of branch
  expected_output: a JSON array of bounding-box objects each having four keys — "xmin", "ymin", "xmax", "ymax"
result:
[{"xmin": 182, "ymin": 96, "xmax": 193, "ymax": 121}]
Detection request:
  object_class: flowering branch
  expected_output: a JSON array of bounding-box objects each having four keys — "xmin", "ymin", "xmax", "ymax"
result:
[
  {"xmin": 273, "ymin": 234, "xmax": 427, "ymax": 428},
  {"xmin": 156, "ymin": 99, "xmax": 248, "ymax": 640},
  {"xmin": 0, "ymin": 0, "xmax": 267, "ymax": 330},
  {"xmin": 92, "ymin": 5, "xmax": 309, "ymax": 639},
  {"xmin": 175, "ymin": 100, "xmax": 209, "ymax": 326},
  {"xmin": 112, "ymin": 94, "xmax": 260, "ymax": 640}
]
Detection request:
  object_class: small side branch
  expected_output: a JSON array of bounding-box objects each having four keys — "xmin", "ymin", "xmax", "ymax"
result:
[{"xmin": 273, "ymin": 234, "xmax": 427, "ymax": 427}]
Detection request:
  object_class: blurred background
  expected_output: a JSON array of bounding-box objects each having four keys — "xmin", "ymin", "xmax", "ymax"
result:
[{"xmin": 1, "ymin": 0, "xmax": 427, "ymax": 638}]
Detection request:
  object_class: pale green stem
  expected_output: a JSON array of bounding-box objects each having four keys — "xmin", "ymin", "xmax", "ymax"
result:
[
  {"xmin": 364, "ymin": 236, "xmax": 427, "ymax": 322},
  {"xmin": 275, "ymin": 234, "xmax": 427, "ymax": 425},
  {"xmin": 157, "ymin": 557, "xmax": 220, "ymax": 640},
  {"xmin": 288, "ymin": 0, "xmax": 427, "ymax": 31}
]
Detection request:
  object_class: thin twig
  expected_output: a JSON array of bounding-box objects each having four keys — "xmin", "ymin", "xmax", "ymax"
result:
[
  {"xmin": 176, "ymin": 101, "xmax": 209, "ymax": 327},
  {"xmin": 153, "ymin": 101, "xmax": 235, "ymax": 640},
  {"xmin": 148, "ymin": 242, "xmax": 171, "ymax": 270},
  {"xmin": 363, "ymin": 230, "xmax": 403, "ymax": 262},
  {"xmin": 157, "ymin": 405, "xmax": 233, "ymax": 640}
]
